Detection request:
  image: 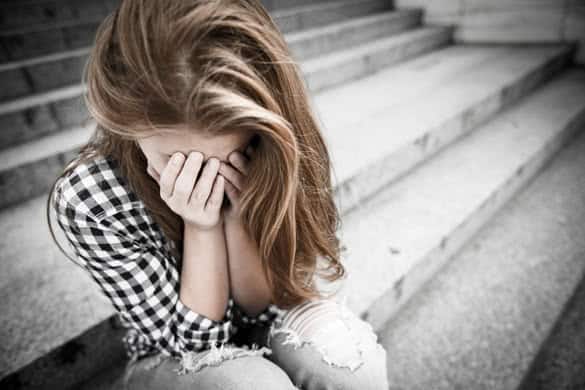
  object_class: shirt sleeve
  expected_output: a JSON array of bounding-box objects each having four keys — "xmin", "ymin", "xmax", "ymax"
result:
[
  {"xmin": 231, "ymin": 300, "xmax": 285, "ymax": 328},
  {"xmin": 52, "ymin": 181, "xmax": 234, "ymax": 360}
]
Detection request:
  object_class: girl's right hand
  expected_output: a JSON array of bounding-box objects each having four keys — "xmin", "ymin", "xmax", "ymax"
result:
[{"xmin": 156, "ymin": 151, "xmax": 225, "ymax": 231}]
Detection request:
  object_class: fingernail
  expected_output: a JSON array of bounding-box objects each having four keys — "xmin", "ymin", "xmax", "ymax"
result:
[{"xmin": 173, "ymin": 153, "xmax": 183, "ymax": 164}]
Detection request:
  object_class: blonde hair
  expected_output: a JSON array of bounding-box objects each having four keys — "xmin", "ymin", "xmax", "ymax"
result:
[{"xmin": 47, "ymin": 0, "xmax": 345, "ymax": 310}]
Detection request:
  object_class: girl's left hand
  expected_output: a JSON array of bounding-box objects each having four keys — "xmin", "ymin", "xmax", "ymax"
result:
[{"xmin": 219, "ymin": 146, "xmax": 254, "ymax": 223}]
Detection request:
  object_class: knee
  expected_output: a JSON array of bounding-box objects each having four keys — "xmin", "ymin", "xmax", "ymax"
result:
[
  {"xmin": 269, "ymin": 338, "xmax": 388, "ymax": 390},
  {"xmin": 267, "ymin": 299, "xmax": 390, "ymax": 390},
  {"xmin": 196, "ymin": 355, "xmax": 297, "ymax": 390}
]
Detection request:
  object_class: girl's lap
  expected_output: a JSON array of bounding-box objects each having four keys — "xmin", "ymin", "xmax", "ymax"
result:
[
  {"xmin": 116, "ymin": 347, "xmax": 298, "ymax": 390},
  {"xmin": 114, "ymin": 297, "xmax": 389, "ymax": 390}
]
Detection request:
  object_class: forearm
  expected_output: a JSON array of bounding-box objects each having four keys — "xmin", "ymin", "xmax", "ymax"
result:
[
  {"xmin": 224, "ymin": 220, "xmax": 272, "ymax": 317},
  {"xmin": 180, "ymin": 222, "xmax": 230, "ymax": 322}
]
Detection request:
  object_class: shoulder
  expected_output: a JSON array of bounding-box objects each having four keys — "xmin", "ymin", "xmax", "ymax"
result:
[{"xmin": 53, "ymin": 153, "xmax": 143, "ymax": 221}]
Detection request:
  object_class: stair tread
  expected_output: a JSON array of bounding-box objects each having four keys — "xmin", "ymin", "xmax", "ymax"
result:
[
  {"xmin": 0, "ymin": 0, "xmax": 391, "ymax": 66},
  {"xmin": 378, "ymin": 100, "xmax": 585, "ymax": 390},
  {"xmin": 286, "ymin": 8, "xmax": 419, "ymax": 43},
  {"xmin": 325, "ymin": 68, "xmax": 585, "ymax": 321},
  {"xmin": 319, "ymin": 43, "xmax": 572, "ymax": 187},
  {"xmin": 301, "ymin": 25, "xmax": 452, "ymax": 72}
]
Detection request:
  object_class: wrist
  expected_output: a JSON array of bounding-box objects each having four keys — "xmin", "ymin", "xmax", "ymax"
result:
[{"xmin": 184, "ymin": 221, "xmax": 224, "ymax": 235}]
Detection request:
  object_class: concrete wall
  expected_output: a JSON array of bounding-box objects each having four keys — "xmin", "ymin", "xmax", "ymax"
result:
[{"xmin": 395, "ymin": 0, "xmax": 585, "ymax": 64}]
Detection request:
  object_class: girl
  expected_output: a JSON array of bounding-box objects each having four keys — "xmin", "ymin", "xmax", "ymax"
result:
[{"xmin": 47, "ymin": 0, "xmax": 389, "ymax": 389}]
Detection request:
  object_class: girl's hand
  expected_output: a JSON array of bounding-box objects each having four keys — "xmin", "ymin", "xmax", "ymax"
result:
[
  {"xmin": 153, "ymin": 151, "xmax": 225, "ymax": 231},
  {"xmin": 219, "ymin": 146, "xmax": 254, "ymax": 223}
]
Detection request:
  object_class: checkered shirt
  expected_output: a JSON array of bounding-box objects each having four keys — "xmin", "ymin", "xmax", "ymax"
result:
[{"xmin": 51, "ymin": 153, "xmax": 284, "ymax": 361}]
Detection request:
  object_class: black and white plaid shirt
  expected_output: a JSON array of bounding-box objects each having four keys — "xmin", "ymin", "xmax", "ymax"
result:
[{"xmin": 51, "ymin": 153, "xmax": 284, "ymax": 361}]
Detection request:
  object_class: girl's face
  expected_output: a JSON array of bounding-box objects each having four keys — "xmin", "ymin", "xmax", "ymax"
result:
[{"xmin": 136, "ymin": 129, "xmax": 254, "ymax": 181}]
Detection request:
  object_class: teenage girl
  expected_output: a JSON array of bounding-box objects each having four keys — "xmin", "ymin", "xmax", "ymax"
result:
[{"xmin": 48, "ymin": 1, "xmax": 389, "ymax": 388}]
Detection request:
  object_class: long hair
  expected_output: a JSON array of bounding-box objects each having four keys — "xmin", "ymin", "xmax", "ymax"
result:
[{"xmin": 46, "ymin": 0, "xmax": 345, "ymax": 310}]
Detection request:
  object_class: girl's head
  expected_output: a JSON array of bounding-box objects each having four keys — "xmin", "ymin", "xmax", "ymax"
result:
[{"xmin": 48, "ymin": 0, "xmax": 345, "ymax": 309}]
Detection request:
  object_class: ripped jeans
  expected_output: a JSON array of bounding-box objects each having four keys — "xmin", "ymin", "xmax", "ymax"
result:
[{"xmin": 114, "ymin": 297, "xmax": 389, "ymax": 389}]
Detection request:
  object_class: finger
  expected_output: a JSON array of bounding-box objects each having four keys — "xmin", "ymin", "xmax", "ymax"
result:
[
  {"xmin": 171, "ymin": 151, "xmax": 204, "ymax": 205},
  {"xmin": 189, "ymin": 158, "xmax": 220, "ymax": 205},
  {"xmin": 206, "ymin": 174, "xmax": 225, "ymax": 211},
  {"xmin": 223, "ymin": 175, "xmax": 239, "ymax": 204},
  {"xmin": 147, "ymin": 163, "xmax": 161, "ymax": 184},
  {"xmin": 219, "ymin": 161, "xmax": 244, "ymax": 192},
  {"xmin": 159, "ymin": 153, "xmax": 185, "ymax": 199},
  {"xmin": 228, "ymin": 151, "xmax": 249, "ymax": 176}
]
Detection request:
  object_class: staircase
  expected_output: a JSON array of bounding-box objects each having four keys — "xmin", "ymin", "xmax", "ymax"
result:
[{"xmin": 0, "ymin": 0, "xmax": 584, "ymax": 389}]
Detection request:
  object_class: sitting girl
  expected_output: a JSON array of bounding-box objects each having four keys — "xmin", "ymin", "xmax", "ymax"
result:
[{"xmin": 49, "ymin": 1, "xmax": 389, "ymax": 388}]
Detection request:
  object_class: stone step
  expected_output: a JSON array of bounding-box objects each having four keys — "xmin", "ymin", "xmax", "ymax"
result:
[
  {"xmin": 0, "ymin": 0, "xmax": 391, "ymax": 63},
  {"xmin": 267, "ymin": 0, "xmax": 392, "ymax": 35},
  {"xmin": 325, "ymin": 67, "xmax": 585, "ymax": 336},
  {"xmin": 0, "ymin": 26, "xmax": 452, "ymax": 210},
  {"xmin": 301, "ymin": 25, "xmax": 453, "ymax": 92},
  {"xmin": 0, "ymin": 6, "xmax": 416, "ymax": 103},
  {"xmin": 377, "ymin": 112, "xmax": 585, "ymax": 389},
  {"xmin": 518, "ymin": 265, "xmax": 585, "ymax": 390},
  {"xmin": 261, "ymin": 0, "xmax": 349, "ymax": 12},
  {"xmin": 319, "ymin": 43, "xmax": 573, "ymax": 215},
  {"xmin": 287, "ymin": 8, "xmax": 422, "ymax": 61},
  {"xmin": 0, "ymin": 0, "xmax": 117, "ymax": 36},
  {"xmin": 0, "ymin": 44, "xmax": 578, "ymax": 388},
  {"xmin": 0, "ymin": 0, "xmax": 356, "ymax": 36}
]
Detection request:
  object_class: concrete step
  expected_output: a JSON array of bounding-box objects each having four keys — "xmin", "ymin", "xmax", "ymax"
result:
[
  {"xmin": 323, "ymin": 67, "xmax": 585, "ymax": 335},
  {"xmin": 0, "ymin": 0, "xmax": 357, "ymax": 37},
  {"xmin": 0, "ymin": 0, "xmax": 117, "ymax": 36},
  {"xmin": 301, "ymin": 25, "xmax": 453, "ymax": 92},
  {"xmin": 0, "ymin": 26, "xmax": 452, "ymax": 210},
  {"xmin": 518, "ymin": 268, "xmax": 585, "ymax": 390},
  {"xmin": 377, "ymin": 113, "xmax": 585, "ymax": 389},
  {"xmin": 0, "ymin": 0, "xmax": 391, "ymax": 64},
  {"xmin": 0, "ymin": 6, "xmax": 415, "ymax": 103},
  {"xmin": 287, "ymin": 8, "xmax": 422, "ymax": 61},
  {"xmin": 319, "ymin": 43, "xmax": 573, "ymax": 215},
  {"xmin": 268, "ymin": 0, "xmax": 392, "ymax": 35},
  {"xmin": 0, "ymin": 45, "xmax": 579, "ymax": 388},
  {"xmin": 261, "ymin": 0, "xmax": 350, "ymax": 12}
]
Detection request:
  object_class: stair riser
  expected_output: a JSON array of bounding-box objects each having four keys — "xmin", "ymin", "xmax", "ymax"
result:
[
  {"xmin": 275, "ymin": 0, "xmax": 391, "ymax": 35},
  {"xmin": 0, "ymin": 94, "xmax": 87, "ymax": 152},
  {"xmin": 0, "ymin": 6, "xmax": 407, "ymax": 104},
  {"xmin": 304, "ymin": 27, "xmax": 453, "ymax": 93},
  {"xmin": 0, "ymin": 22, "xmax": 101, "ymax": 64},
  {"xmin": 333, "ymin": 47, "xmax": 573, "ymax": 218},
  {"xmin": 0, "ymin": 0, "xmax": 116, "ymax": 36},
  {"xmin": 288, "ymin": 10, "xmax": 422, "ymax": 61},
  {"xmin": 362, "ymin": 107, "xmax": 585, "ymax": 335},
  {"xmin": 0, "ymin": 0, "xmax": 390, "ymax": 63},
  {"xmin": 261, "ymin": 0, "xmax": 350, "ymax": 11},
  {"xmin": 0, "ymin": 317, "xmax": 127, "ymax": 390},
  {"xmin": 0, "ymin": 148, "xmax": 79, "ymax": 211},
  {"xmin": 0, "ymin": 0, "xmax": 350, "ymax": 35}
]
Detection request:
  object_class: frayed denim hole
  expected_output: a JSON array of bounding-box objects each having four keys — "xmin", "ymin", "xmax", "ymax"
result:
[
  {"xmin": 173, "ymin": 342, "xmax": 273, "ymax": 375},
  {"xmin": 268, "ymin": 300, "xmax": 370, "ymax": 372}
]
